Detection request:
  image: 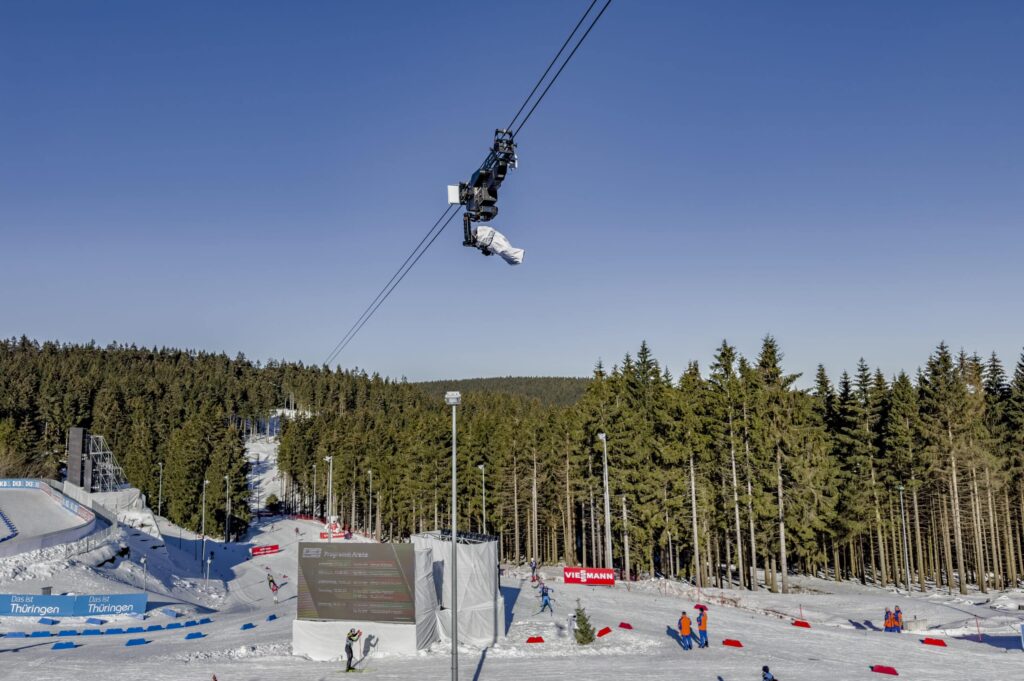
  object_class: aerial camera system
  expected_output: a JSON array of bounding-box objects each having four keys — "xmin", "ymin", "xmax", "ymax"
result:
[{"xmin": 448, "ymin": 129, "xmax": 524, "ymax": 265}]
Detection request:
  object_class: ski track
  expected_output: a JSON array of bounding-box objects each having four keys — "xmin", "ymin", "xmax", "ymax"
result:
[{"xmin": 3, "ymin": 437, "xmax": 1022, "ymax": 680}]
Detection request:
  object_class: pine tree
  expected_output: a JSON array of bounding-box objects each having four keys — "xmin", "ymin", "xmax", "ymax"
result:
[{"xmin": 573, "ymin": 599, "xmax": 596, "ymax": 644}]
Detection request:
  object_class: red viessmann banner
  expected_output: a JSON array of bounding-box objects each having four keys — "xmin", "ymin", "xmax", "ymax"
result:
[
  {"xmin": 250, "ymin": 544, "xmax": 280, "ymax": 557},
  {"xmin": 563, "ymin": 567, "xmax": 615, "ymax": 586}
]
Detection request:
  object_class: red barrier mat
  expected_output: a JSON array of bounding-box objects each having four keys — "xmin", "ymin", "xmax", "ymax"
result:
[
  {"xmin": 526, "ymin": 636, "xmax": 544, "ymax": 644},
  {"xmin": 618, "ymin": 622, "xmax": 633, "ymax": 629},
  {"xmin": 871, "ymin": 665, "xmax": 898, "ymax": 675},
  {"xmin": 722, "ymin": 639, "xmax": 743, "ymax": 647},
  {"xmin": 922, "ymin": 638, "xmax": 947, "ymax": 647},
  {"xmin": 597, "ymin": 627, "xmax": 612, "ymax": 637},
  {"xmin": 792, "ymin": 619, "xmax": 811, "ymax": 628}
]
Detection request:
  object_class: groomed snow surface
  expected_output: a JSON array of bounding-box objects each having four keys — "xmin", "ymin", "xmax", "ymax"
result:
[
  {"xmin": 0, "ymin": 487, "xmax": 87, "ymax": 545},
  {"xmin": 2, "ymin": 439, "xmax": 1022, "ymax": 680}
]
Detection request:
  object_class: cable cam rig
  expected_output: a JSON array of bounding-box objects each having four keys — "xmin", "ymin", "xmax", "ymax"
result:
[{"xmin": 448, "ymin": 129, "xmax": 518, "ymax": 255}]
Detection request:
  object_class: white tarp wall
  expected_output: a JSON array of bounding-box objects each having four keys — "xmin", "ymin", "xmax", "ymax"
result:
[
  {"xmin": 411, "ymin": 532, "xmax": 503, "ymax": 647},
  {"xmin": 415, "ymin": 547, "xmax": 440, "ymax": 649}
]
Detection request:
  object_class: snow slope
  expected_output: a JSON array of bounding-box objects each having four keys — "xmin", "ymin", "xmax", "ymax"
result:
[
  {"xmin": 3, "ymin": 437, "xmax": 1022, "ymax": 680},
  {"xmin": 0, "ymin": 487, "xmax": 86, "ymax": 543}
]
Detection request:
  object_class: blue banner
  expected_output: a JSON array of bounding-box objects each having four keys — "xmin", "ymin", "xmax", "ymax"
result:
[
  {"xmin": 0, "ymin": 593, "xmax": 147, "ymax": 617},
  {"xmin": 0, "ymin": 479, "xmax": 42, "ymax": 490}
]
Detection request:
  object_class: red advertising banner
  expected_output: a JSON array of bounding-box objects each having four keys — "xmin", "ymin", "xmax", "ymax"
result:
[
  {"xmin": 563, "ymin": 566, "xmax": 615, "ymax": 586},
  {"xmin": 250, "ymin": 544, "xmax": 280, "ymax": 557},
  {"xmin": 319, "ymin": 531, "xmax": 351, "ymax": 539}
]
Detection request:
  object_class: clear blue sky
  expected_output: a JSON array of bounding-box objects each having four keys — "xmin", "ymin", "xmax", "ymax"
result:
[{"xmin": 2, "ymin": 1, "xmax": 1022, "ymax": 384}]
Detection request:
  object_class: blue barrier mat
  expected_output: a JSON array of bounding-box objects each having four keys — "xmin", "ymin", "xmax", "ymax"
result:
[
  {"xmin": 185, "ymin": 631, "xmax": 205, "ymax": 640},
  {"xmin": 85, "ymin": 618, "xmax": 106, "ymax": 626},
  {"xmin": 125, "ymin": 638, "xmax": 148, "ymax": 647},
  {"xmin": 38, "ymin": 617, "xmax": 60, "ymax": 626},
  {"xmin": 81, "ymin": 629, "xmax": 102, "ymax": 636},
  {"xmin": 165, "ymin": 622, "xmax": 183, "ymax": 630},
  {"xmin": 30, "ymin": 631, "xmax": 51, "ymax": 637},
  {"xmin": 52, "ymin": 641, "xmax": 77, "ymax": 650},
  {"xmin": 240, "ymin": 623, "xmax": 255, "ymax": 630},
  {"xmin": 4, "ymin": 632, "xmax": 27, "ymax": 638},
  {"xmin": 126, "ymin": 627, "xmax": 144, "ymax": 634},
  {"xmin": 184, "ymin": 620, "xmax": 198, "ymax": 627},
  {"xmin": 198, "ymin": 617, "xmax": 212, "ymax": 625},
  {"xmin": 57, "ymin": 630, "xmax": 79, "ymax": 637},
  {"xmin": 146, "ymin": 624, "xmax": 164, "ymax": 632},
  {"xmin": 266, "ymin": 614, "xmax": 278, "ymax": 621},
  {"xmin": 105, "ymin": 628, "xmax": 124, "ymax": 635}
]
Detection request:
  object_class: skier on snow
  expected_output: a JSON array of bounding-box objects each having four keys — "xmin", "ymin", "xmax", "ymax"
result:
[
  {"xmin": 267, "ymin": 573, "xmax": 279, "ymax": 603},
  {"xmin": 345, "ymin": 627, "xmax": 363, "ymax": 672},
  {"xmin": 530, "ymin": 558, "xmax": 538, "ymax": 582},
  {"xmin": 539, "ymin": 582, "xmax": 554, "ymax": 614}
]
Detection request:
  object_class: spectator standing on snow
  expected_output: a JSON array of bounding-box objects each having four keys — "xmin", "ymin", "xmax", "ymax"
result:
[
  {"xmin": 762, "ymin": 665, "xmax": 778, "ymax": 680},
  {"xmin": 696, "ymin": 608, "xmax": 709, "ymax": 648},
  {"xmin": 678, "ymin": 610, "xmax": 693, "ymax": 651},
  {"xmin": 345, "ymin": 628, "xmax": 362, "ymax": 672},
  {"xmin": 894, "ymin": 606, "xmax": 903, "ymax": 632},
  {"xmin": 883, "ymin": 608, "xmax": 893, "ymax": 632}
]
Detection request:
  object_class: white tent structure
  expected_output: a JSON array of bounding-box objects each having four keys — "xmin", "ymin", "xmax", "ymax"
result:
[{"xmin": 412, "ymin": 531, "xmax": 504, "ymax": 647}]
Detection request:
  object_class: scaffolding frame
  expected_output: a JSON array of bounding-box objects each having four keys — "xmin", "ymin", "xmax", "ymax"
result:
[{"xmin": 87, "ymin": 434, "xmax": 128, "ymax": 493}]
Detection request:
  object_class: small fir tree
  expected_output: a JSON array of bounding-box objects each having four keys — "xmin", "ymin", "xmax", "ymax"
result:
[{"xmin": 573, "ymin": 599, "xmax": 595, "ymax": 645}]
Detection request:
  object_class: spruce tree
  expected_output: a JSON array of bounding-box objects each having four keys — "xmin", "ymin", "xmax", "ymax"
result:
[{"xmin": 573, "ymin": 599, "xmax": 595, "ymax": 644}]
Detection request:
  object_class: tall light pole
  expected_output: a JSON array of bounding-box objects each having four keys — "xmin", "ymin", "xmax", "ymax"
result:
[
  {"xmin": 445, "ymin": 391, "xmax": 461, "ymax": 681},
  {"xmin": 368, "ymin": 469, "xmax": 374, "ymax": 539},
  {"xmin": 313, "ymin": 462, "xmax": 318, "ymax": 521},
  {"xmin": 157, "ymin": 462, "xmax": 164, "ymax": 518},
  {"xmin": 141, "ymin": 555, "xmax": 148, "ymax": 594},
  {"xmin": 224, "ymin": 474, "xmax": 231, "ymax": 542},
  {"xmin": 324, "ymin": 456, "xmax": 334, "ymax": 542},
  {"xmin": 201, "ymin": 479, "xmax": 210, "ymax": 567},
  {"xmin": 598, "ymin": 433, "xmax": 613, "ymax": 570},
  {"xmin": 478, "ymin": 464, "xmax": 486, "ymax": 535},
  {"xmin": 898, "ymin": 483, "xmax": 912, "ymax": 592},
  {"xmin": 622, "ymin": 495, "xmax": 631, "ymax": 583}
]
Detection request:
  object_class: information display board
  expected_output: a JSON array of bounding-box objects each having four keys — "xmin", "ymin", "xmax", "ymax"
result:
[{"xmin": 296, "ymin": 543, "xmax": 415, "ymax": 623}]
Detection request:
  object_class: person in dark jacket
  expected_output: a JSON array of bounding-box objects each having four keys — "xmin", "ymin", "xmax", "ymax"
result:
[
  {"xmin": 762, "ymin": 664, "xmax": 778, "ymax": 680},
  {"xmin": 345, "ymin": 628, "xmax": 362, "ymax": 671}
]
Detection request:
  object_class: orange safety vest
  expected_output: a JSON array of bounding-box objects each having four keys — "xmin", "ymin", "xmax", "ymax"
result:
[
  {"xmin": 884, "ymin": 612, "xmax": 893, "ymax": 628},
  {"xmin": 699, "ymin": 613, "xmax": 708, "ymax": 631},
  {"xmin": 895, "ymin": 611, "xmax": 903, "ymax": 626},
  {"xmin": 679, "ymin": 616, "xmax": 692, "ymax": 636}
]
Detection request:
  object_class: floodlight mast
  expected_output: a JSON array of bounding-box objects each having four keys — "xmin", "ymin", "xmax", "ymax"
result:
[{"xmin": 449, "ymin": 129, "xmax": 518, "ymax": 253}]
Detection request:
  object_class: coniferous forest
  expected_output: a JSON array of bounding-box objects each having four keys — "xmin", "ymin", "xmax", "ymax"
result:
[{"xmin": 2, "ymin": 335, "xmax": 1024, "ymax": 595}]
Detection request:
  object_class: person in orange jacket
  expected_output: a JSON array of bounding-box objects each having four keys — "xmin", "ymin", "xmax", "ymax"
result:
[
  {"xmin": 883, "ymin": 608, "xmax": 893, "ymax": 632},
  {"xmin": 696, "ymin": 608, "xmax": 709, "ymax": 648},
  {"xmin": 677, "ymin": 610, "xmax": 693, "ymax": 651},
  {"xmin": 894, "ymin": 606, "xmax": 903, "ymax": 632}
]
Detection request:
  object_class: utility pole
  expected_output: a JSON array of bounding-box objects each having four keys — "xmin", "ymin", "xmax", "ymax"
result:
[
  {"xmin": 368, "ymin": 469, "xmax": 374, "ymax": 539},
  {"xmin": 445, "ymin": 391, "xmax": 461, "ymax": 681},
  {"xmin": 313, "ymin": 462, "xmax": 318, "ymax": 521},
  {"xmin": 224, "ymin": 475, "xmax": 231, "ymax": 542},
  {"xmin": 201, "ymin": 479, "xmax": 210, "ymax": 567},
  {"xmin": 325, "ymin": 456, "xmax": 334, "ymax": 542},
  {"xmin": 598, "ymin": 433, "xmax": 613, "ymax": 570},
  {"xmin": 478, "ymin": 463, "xmax": 486, "ymax": 535},
  {"xmin": 689, "ymin": 454, "xmax": 701, "ymax": 588},
  {"xmin": 157, "ymin": 462, "xmax": 163, "ymax": 518},
  {"xmin": 622, "ymin": 495, "xmax": 631, "ymax": 583}
]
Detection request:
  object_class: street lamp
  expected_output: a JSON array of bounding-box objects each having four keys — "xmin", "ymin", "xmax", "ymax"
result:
[
  {"xmin": 445, "ymin": 391, "xmax": 461, "ymax": 681},
  {"xmin": 224, "ymin": 475, "xmax": 231, "ymax": 542},
  {"xmin": 368, "ymin": 469, "xmax": 374, "ymax": 539},
  {"xmin": 597, "ymin": 433, "xmax": 613, "ymax": 570},
  {"xmin": 324, "ymin": 456, "xmax": 334, "ymax": 542},
  {"xmin": 157, "ymin": 462, "xmax": 163, "ymax": 518},
  {"xmin": 313, "ymin": 462, "xmax": 318, "ymax": 521},
  {"xmin": 478, "ymin": 464, "xmax": 486, "ymax": 535},
  {"xmin": 201, "ymin": 479, "xmax": 210, "ymax": 567},
  {"xmin": 898, "ymin": 483, "xmax": 912, "ymax": 592},
  {"xmin": 140, "ymin": 555, "xmax": 148, "ymax": 594}
]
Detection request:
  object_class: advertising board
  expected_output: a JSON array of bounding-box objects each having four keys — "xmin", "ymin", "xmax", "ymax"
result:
[
  {"xmin": 0, "ymin": 593, "xmax": 147, "ymax": 617},
  {"xmin": 563, "ymin": 566, "xmax": 616, "ymax": 586},
  {"xmin": 250, "ymin": 544, "xmax": 281, "ymax": 557},
  {"xmin": 296, "ymin": 543, "xmax": 415, "ymax": 623}
]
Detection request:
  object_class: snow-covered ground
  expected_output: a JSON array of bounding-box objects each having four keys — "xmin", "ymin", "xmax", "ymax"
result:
[
  {"xmin": 3, "ymin": 437, "xmax": 1023, "ymax": 680},
  {"xmin": 0, "ymin": 487, "xmax": 87, "ymax": 545}
]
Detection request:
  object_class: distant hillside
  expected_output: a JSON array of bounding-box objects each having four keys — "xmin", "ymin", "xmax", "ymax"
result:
[{"xmin": 415, "ymin": 376, "xmax": 591, "ymax": 407}]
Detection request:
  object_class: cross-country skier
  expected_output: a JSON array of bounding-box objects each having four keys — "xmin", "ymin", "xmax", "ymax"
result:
[
  {"xmin": 762, "ymin": 665, "xmax": 778, "ymax": 680},
  {"xmin": 539, "ymin": 583, "xmax": 554, "ymax": 614},
  {"xmin": 267, "ymin": 573, "xmax": 279, "ymax": 603},
  {"xmin": 530, "ymin": 558, "xmax": 538, "ymax": 582},
  {"xmin": 345, "ymin": 628, "xmax": 362, "ymax": 672},
  {"xmin": 678, "ymin": 610, "xmax": 693, "ymax": 651}
]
